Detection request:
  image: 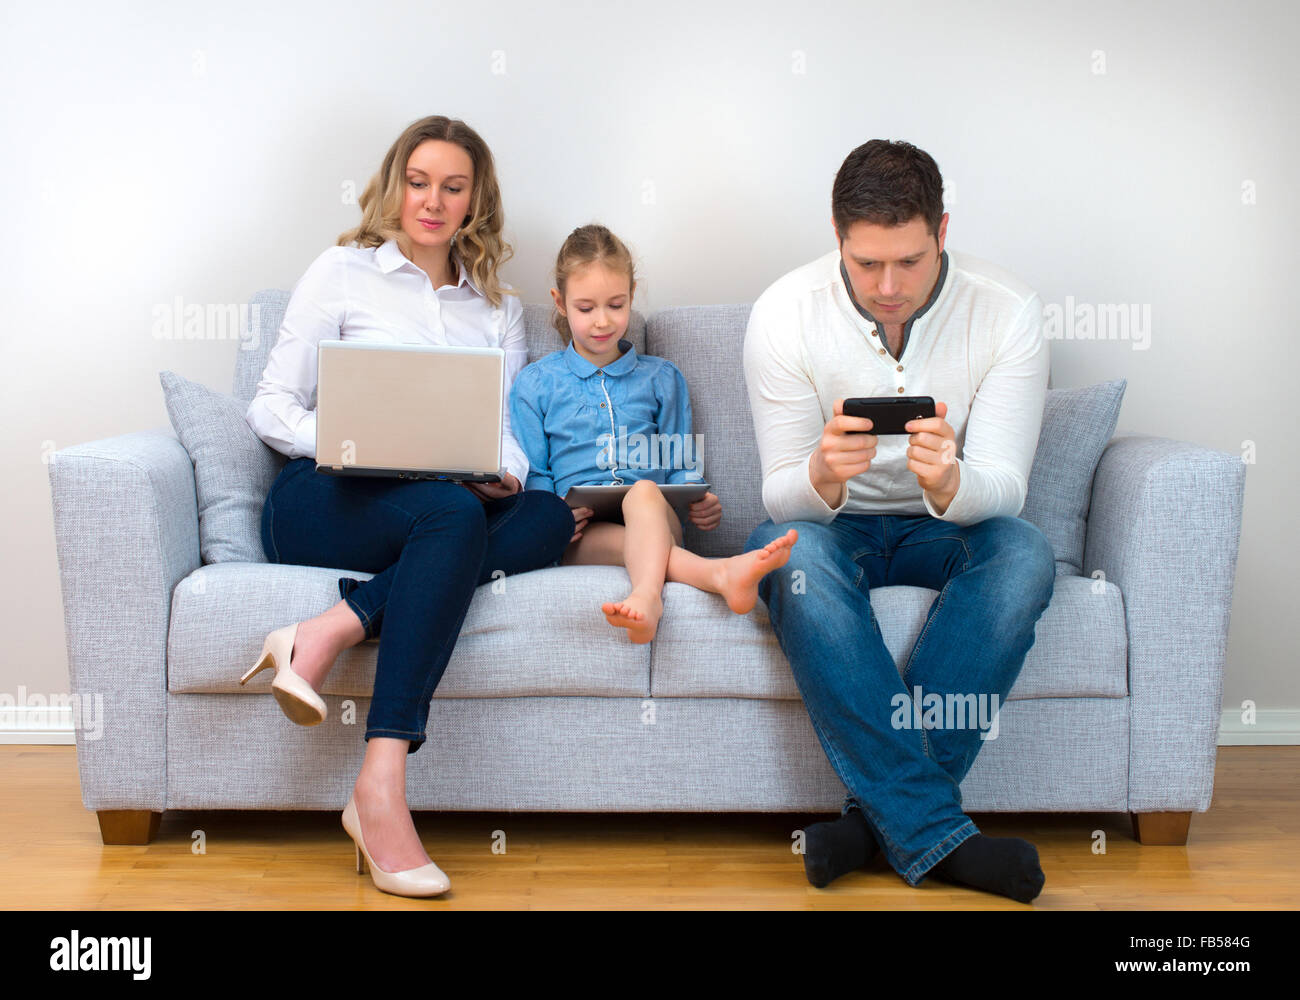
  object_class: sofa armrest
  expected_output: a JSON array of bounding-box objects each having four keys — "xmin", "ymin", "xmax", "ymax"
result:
[
  {"xmin": 1082, "ymin": 434, "xmax": 1246, "ymax": 813},
  {"xmin": 47, "ymin": 425, "xmax": 200, "ymax": 811}
]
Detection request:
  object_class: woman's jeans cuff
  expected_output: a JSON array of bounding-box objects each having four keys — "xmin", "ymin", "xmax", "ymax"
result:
[
  {"xmin": 338, "ymin": 577, "xmax": 379, "ymax": 640},
  {"xmin": 364, "ymin": 728, "xmax": 426, "ymax": 754}
]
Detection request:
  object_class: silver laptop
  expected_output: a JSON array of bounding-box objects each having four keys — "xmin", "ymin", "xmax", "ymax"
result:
[{"xmin": 315, "ymin": 340, "xmax": 504, "ymax": 482}]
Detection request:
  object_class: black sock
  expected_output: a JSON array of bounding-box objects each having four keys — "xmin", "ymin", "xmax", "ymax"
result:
[
  {"xmin": 931, "ymin": 833, "xmax": 1045, "ymax": 903},
  {"xmin": 803, "ymin": 809, "xmax": 880, "ymax": 888}
]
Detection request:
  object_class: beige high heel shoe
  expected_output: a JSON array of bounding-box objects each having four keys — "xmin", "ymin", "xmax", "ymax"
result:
[
  {"xmin": 341, "ymin": 796, "xmax": 451, "ymax": 897},
  {"xmin": 238, "ymin": 623, "xmax": 327, "ymax": 726}
]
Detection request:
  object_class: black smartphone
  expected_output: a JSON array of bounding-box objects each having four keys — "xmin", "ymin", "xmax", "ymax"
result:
[{"xmin": 842, "ymin": 396, "xmax": 936, "ymax": 435}]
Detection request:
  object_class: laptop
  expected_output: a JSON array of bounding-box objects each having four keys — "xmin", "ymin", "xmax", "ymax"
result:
[{"xmin": 315, "ymin": 340, "xmax": 504, "ymax": 482}]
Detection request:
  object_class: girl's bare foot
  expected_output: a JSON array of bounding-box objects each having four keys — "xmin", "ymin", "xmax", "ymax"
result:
[
  {"xmin": 602, "ymin": 591, "xmax": 664, "ymax": 644},
  {"xmin": 713, "ymin": 528, "xmax": 798, "ymax": 614}
]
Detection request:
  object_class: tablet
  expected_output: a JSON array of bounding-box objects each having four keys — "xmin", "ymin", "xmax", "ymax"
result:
[{"xmin": 564, "ymin": 482, "xmax": 710, "ymax": 523}]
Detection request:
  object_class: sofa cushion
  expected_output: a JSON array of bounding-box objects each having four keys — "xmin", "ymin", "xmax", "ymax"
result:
[
  {"xmin": 159, "ymin": 370, "xmax": 286, "ymax": 564},
  {"xmin": 167, "ymin": 558, "xmax": 1124, "ymax": 702},
  {"xmin": 649, "ymin": 574, "xmax": 1127, "ymax": 701},
  {"xmin": 232, "ymin": 290, "xmax": 292, "ymax": 404},
  {"xmin": 645, "ymin": 305, "xmax": 760, "ymax": 560},
  {"xmin": 1020, "ymin": 378, "xmax": 1127, "ymax": 575},
  {"xmin": 168, "ymin": 562, "xmax": 651, "ymax": 697}
]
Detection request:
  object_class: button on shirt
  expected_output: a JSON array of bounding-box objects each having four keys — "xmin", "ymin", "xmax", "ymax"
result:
[
  {"xmin": 244, "ymin": 238, "xmax": 531, "ymax": 489},
  {"xmin": 742, "ymin": 247, "xmax": 1048, "ymax": 526},
  {"xmin": 508, "ymin": 339, "xmax": 704, "ymax": 497}
]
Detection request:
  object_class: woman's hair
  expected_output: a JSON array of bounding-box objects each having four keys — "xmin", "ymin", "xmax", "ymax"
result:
[
  {"xmin": 552, "ymin": 224, "xmax": 636, "ymax": 345},
  {"xmin": 337, "ymin": 116, "xmax": 516, "ymax": 308}
]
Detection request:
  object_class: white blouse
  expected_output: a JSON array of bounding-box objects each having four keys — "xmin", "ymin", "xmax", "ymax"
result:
[{"xmin": 244, "ymin": 238, "xmax": 530, "ymax": 489}]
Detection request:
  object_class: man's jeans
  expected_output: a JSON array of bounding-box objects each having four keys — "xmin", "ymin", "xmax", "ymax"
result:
[
  {"xmin": 261, "ymin": 458, "xmax": 574, "ymax": 754},
  {"xmin": 745, "ymin": 512, "xmax": 1055, "ymax": 886}
]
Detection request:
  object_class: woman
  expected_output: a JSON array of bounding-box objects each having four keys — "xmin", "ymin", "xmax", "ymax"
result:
[{"xmin": 242, "ymin": 116, "xmax": 575, "ymax": 897}]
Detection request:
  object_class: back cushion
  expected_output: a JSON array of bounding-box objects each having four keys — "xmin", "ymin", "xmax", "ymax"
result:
[
  {"xmin": 646, "ymin": 305, "xmax": 763, "ymax": 558},
  {"xmin": 1020, "ymin": 378, "xmax": 1127, "ymax": 575},
  {"xmin": 161, "ymin": 369, "xmax": 285, "ymax": 564},
  {"xmin": 232, "ymin": 289, "xmax": 1123, "ymax": 572}
]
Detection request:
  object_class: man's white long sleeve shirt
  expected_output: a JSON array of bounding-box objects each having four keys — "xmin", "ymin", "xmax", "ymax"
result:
[
  {"xmin": 742, "ymin": 247, "xmax": 1048, "ymax": 527},
  {"xmin": 244, "ymin": 238, "xmax": 531, "ymax": 489}
]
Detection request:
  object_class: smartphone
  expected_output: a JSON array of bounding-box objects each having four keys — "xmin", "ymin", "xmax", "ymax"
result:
[{"xmin": 842, "ymin": 396, "xmax": 936, "ymax": 435}]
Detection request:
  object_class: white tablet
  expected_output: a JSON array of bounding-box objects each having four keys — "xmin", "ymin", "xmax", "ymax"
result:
[{"xmin": 564, "ymin": 482, "xmax": 710, "ymax": 523}]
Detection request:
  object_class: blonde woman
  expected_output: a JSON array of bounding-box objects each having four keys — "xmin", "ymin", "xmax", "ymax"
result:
[{"xmin": 242, "ymin": 116, "xmax": 574, "ymax": 897}]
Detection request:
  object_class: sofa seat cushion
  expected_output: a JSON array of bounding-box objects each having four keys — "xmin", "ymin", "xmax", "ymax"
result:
[
  {"xmin": 168, "ymin": 563, "xmax": 651, "ymax": 698},
  {"xmin": 649, "ymin": 574, "xmax": 1127, "ymax": 701}
]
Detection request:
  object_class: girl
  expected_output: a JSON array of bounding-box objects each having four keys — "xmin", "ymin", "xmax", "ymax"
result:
[{"xmin": 509, "ymin": 225, "xmax": 797, "ymax": 644}]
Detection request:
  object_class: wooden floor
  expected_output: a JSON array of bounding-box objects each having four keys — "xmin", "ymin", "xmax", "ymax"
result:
[{"xmin": 1, "ymin": 745, "xmax": 1296, "ymax": 910}]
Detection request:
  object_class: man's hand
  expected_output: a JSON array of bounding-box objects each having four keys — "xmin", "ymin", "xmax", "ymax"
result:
[
  {"xmin": 462, "ymin": 472, "xmax": 522, "ymax": 501},
  {"xmin": 905, "ymin": 401, "xmax": 960, "ymax": 511},
  {"xmin": 687, "ymin": 491, "xmax": 722, "ymax": 531},
  {"xmin": 808, "ymin": 398, "xmax": 878, "ymax": 506}
]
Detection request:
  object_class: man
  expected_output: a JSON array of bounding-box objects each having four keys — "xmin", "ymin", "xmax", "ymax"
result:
[{"xmin": 742, "ymin": 140, "xmax": 1055, "ymax": 903}]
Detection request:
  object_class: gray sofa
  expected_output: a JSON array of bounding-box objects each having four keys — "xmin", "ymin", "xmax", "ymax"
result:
[{"xmin": 48, "ymin": 291, "xmax": 1246, "ymax": 849}]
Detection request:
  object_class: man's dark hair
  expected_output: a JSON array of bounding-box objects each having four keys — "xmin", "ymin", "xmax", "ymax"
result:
[{"xmin": 832, "ymin": 139, "xmax": 945, "ymax": 241}]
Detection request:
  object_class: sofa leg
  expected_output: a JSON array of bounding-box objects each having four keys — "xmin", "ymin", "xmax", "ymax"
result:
[
  {"xmin": 1130, "ymin": 811, "xmax": 1191, "ymax": 845},
  {"xmin": 96, "ymin": 809, "xmax": 162, "ymax": 845}
]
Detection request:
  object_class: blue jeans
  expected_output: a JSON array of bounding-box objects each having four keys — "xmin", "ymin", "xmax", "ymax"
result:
[
  {"xmin": 744, "ymin": 512, "xmax": 1055, "ymax": 886},
  {"xmin": 261, "ymin": 458, "xmax": 574, "ymax": 753}
]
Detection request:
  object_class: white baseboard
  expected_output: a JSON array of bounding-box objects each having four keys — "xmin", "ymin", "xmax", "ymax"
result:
[
  {"xmin": 1, "ymin": 707, "xmax": 1298, "ymax": 747},
  {"xmin": 1215, "ymin": 708, "xmax": 1300, "ymax": 745},
  {"xmin": 0, "ymin": 704, "xmax": 76, "ymax": 744}
]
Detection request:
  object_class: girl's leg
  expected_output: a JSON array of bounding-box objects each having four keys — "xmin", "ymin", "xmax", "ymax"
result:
[
  {"xmin": 562, "ymin": 480, "xmax": 799, "ymax": 641},
  {"xmin": 560, "ymin": 521, "xmax": 629, "ymax": 566},
  {"xmin": 664, "ymin": 524, "xmax": 800, "ymax": 614},
  {"xmin": 568, "ymin": 519, "xmax": 800, "ymax": 607},
  {"xmin": 603, "ymin": 479, "xmax": 675, "ymax": 642}
]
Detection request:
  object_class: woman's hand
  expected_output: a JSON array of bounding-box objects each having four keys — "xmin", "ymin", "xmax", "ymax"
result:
[
  {"xmin": 462, "ymin": 472, "xmax": 522, "ymax": 501},
  {"xmin": 570, "ymin": 506, "xmax": 594, "ymax": 544},
  {"xmin": 687, "ymin": 491, "xmax": 722, "ymax": 531}
]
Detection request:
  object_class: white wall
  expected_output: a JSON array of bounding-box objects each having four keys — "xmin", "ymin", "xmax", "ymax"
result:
[{"xmin": 4, "ymin": 0, "xmax": 1295, "ymax": 738}]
